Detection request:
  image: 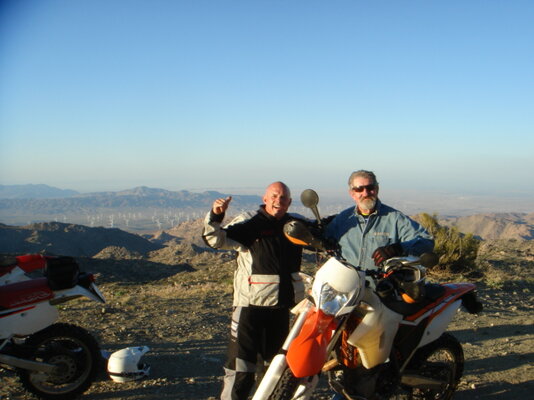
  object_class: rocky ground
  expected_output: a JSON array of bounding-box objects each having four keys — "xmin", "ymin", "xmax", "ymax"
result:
[{"xmin": 1, "ymin": 239, "xmax": 533, "ymax": 400}]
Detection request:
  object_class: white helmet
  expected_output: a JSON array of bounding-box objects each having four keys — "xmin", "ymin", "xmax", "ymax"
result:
[{"xmin": 107, "ymin": 346, "xmax": 151, "ymax": 383}]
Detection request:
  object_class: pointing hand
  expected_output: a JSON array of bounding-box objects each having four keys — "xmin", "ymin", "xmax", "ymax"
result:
[{"xmin": 213, "ymin": 196, "xmax": 232, "ymax": 215}]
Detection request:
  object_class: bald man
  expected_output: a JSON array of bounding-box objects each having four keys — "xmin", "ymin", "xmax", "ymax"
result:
[{"xmin": 203, "ymin": 182, "xmax": 305, "ymax": 400}]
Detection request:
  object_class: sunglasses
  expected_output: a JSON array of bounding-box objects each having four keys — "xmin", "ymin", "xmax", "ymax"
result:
[{"xmin": 351, "ymin": 184, "xmax": 378, "ymax": 193}]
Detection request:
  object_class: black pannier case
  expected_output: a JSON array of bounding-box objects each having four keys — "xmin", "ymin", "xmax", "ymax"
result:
[{"xmin": 45, "ymin": 256, "xmax": 80, "ymax": 290}]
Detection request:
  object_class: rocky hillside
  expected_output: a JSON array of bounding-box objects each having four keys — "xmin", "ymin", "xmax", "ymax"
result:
[
  {"xmin": 149, "ymin": 218, "xmax": 207, "ymax": 247},
  {"xmin": 439, "ymin": 212, "xmax": 534, "ymax": 240},
  {"xmin": 0, "ymin": 222, "xmax": 163, "ymax": 257},
  {"xmin": 2, "ymin": 232, "xmax": 533, "ymax": 400},
  {"xmin": 0, "ymin": 219, "xmax": 232, "ymax": 272},
  {"xmin": 2, "ymin": 210, "xmax": 534, "ymax": 263}
]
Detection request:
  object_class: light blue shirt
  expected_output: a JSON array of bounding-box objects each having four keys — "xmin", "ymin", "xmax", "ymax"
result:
[{"xmin": 325, "ymin": 200, "xmax": 434, "ymax": 271}]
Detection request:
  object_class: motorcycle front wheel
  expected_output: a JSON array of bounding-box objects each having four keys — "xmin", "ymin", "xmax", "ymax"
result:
[
  {"xmin": 18, "ymin": 323, "xmax": 101, "ymax": 400},
  {"xmin": 268, "ymin": 367, "xmax": 321, "ymax": 400},
  {"xmin": 268, "ymin": 367, "xmax": 300, "ymax": 400},
  {"xmin": 406, "ymin": 332, "xmax": 464, "ymax": 400}
]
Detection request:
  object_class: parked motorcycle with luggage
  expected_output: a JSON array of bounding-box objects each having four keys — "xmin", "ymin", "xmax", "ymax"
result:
[
  {"xmin": 253, "ymin": 189, "xmax": 483, "ymax": 400},
  {"xmin": 0, "ymin": 255, "xmax": 105, "ymax": 399},
  {"xmin": 0, "ymin": 254, "xmax": 50, "ymax": 285}
]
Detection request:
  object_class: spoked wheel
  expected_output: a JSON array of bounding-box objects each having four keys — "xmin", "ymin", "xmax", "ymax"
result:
[
  {"xmin": 18, "ymin": 323, "xmax": 101, "ymax": 400},
  {"xmin": 407, "ymin": 333, "xmax": 464, "ymax": 400}
]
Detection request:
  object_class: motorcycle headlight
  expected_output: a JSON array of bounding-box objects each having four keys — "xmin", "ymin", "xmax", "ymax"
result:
[{"xmin": 316, "ymin": 282, "xmax": 350, "ymax": 315}]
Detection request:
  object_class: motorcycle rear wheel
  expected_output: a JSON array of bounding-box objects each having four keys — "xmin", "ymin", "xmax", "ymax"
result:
[
  {"xmin": 406, "ymin": 332, "xmax": 464, "ymax": 400},
  {"xmin": 18, "ymin": 323, "xmax": 101, "ymax": 400}
]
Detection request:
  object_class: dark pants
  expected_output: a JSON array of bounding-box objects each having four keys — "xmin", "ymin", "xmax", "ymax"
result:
[{"xmin": 220, "ymin": 306, "xmax": 290, "ymax": 400}]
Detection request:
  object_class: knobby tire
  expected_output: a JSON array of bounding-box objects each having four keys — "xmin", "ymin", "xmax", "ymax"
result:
[
  {"xmin": 18, "ymin": 323, "xmax": 101, "ymax": 400},
  {"xmin": 407, "ymin": 332, "xmax": 464, "ymax": 400},
  {"xmin": 268, "ymin": 367, "xmax": 300, "ymax": 400}
]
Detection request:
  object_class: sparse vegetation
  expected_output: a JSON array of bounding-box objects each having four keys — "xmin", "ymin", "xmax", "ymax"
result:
[{"xmin": 418, "ymin": 213, "xmax": 480, "ymax": 276}]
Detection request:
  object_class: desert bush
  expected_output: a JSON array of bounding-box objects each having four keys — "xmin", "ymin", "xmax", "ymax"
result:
[{"xmin": 417, "ymin": 213, "xmax": 480, "ymax": 275}]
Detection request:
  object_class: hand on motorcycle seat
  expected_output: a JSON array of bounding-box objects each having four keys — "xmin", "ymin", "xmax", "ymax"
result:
[{"xmin": 372, "ymin": 243, "xmax": 403, "ymax": 266}]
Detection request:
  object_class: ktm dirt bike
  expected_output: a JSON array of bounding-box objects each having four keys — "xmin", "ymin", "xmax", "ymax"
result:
[
  {"xmin": 252, "ymin": 189, "xmax": 482, "ymax": 400},
  {"xmin": 0, "ymin": 255, "xmax": 105, "ymax": 399}
]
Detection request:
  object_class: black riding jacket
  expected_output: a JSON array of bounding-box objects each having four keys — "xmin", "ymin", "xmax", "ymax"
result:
[{"xmin": 203, "ymin": 206, "xmax": 304, "ymax": 308}]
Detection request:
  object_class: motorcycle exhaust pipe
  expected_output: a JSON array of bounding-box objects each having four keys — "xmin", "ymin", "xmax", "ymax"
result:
[{"xmin": 0, "ymin": 353, "xmax": 58, "ymax": 373}]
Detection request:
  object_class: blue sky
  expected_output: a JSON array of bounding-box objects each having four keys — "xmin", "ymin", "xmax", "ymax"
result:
[{"xmin": 1, "ymin": 0, "xmax": 533, "ymax": 211}]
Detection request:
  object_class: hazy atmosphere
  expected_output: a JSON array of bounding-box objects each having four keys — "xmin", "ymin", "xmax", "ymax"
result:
[{"xmin": 1, "ymin": 0, "xmax": 533, "ymax": 213}]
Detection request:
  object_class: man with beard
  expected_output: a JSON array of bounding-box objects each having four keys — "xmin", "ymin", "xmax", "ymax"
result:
[
  {"xmin": 325, "ymin": 172, "xmax": 434, "ymax": 400},
  {"xmin": 203, "ymin": 181, "xmax": 304, "ymax": 400},
  {"xmin": 326, "ymin": 170, "xmax": 434, "ymax": 271}
]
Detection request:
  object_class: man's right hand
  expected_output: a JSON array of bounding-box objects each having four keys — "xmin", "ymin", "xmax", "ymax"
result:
[
  {"xmin": 372, "ymin": 243, "xmax": 403, "ymax": 266},
  {"xmin": 212, "ymin": 196, "xmax": 232, "ymax": 215}
]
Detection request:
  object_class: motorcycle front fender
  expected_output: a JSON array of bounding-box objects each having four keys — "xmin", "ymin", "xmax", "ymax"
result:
[
  {"xmin": 286, "ymin": 309, "xmax": 336, "ymax": 378},
  {"xmin": 252, "ymin": 303, "xmax": 313, "ymax": 400}
]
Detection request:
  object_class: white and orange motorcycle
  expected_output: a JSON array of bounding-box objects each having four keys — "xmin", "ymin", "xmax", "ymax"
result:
[
  {"xmin": 0, "ymin": 255, "xmax": 105, "ymax": 399},
  {"xmin": 253, "ymin": 190, "xmax": 482, "ymax": 400}
]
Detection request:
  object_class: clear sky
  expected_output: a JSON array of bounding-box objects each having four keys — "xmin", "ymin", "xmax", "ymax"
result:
[{"xmin": 1, "ymin": 1, "xmax": 533, "ymax": 211}]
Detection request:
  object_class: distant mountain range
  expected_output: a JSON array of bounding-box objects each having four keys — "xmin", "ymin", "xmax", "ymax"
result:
[
  {"xmin": 1, "ymin": 184, "xmax": 533, "ymax": 241},
  {"xmin": 0, "ymin": 184, "xmax": 260, "ymax": 206},
  {"xmin": 0, "ymin": 184, "xmax": 262, "ymax": 229}
]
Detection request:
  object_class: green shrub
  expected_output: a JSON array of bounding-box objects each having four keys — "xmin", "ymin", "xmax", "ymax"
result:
[{"xmin": 417, "ymin": 213, "xmax": 480, "ymax": 275}]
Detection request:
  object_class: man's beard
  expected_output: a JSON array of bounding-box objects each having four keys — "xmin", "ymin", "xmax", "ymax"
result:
[{"xmin": 359, "ymin": 197, "xmax": 377, "ymax": 211}]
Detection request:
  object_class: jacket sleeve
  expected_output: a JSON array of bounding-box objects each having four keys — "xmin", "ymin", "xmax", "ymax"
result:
[
  {"xmin": 202, "ymin": 210, "xmax": 253, "ymax": 252},
  {"xmin": 397, "ymin": 214, "xmax": 435, "ymax": 256}
]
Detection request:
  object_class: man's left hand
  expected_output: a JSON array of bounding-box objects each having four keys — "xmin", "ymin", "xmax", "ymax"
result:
[{"xmin": 372, "ymin": 243, "xmax": 403, "ymax": 266}]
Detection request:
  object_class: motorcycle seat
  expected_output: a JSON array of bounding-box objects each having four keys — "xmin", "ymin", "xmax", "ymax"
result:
[
  {"xmin": 0, "ymin": 277, "xmax": 53, "ymax": 310},
  {"xmin": 424, "ymin": 283, "xmax": 446, "ymax": 300},
  {"xmin": 380, "ymin": 283, "xmax": 446, "ymax": 317}
]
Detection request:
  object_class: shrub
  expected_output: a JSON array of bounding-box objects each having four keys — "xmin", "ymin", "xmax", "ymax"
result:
[{"xmin": 417, "ymin": 213, "xmax": 480, "ymax": 275}]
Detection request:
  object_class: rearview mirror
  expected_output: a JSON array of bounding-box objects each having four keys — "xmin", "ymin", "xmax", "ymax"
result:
[
  {"xmin": 300, "ymin": 189, "xmax": 319, "ymax": 209},
  {"xmin": 300, "ymin": 189, "xmax": 322, "ymax": 224}
]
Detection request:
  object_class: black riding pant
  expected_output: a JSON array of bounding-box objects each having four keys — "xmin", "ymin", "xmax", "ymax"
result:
[{"xmin": 220, "ymin": 306, "xmax": 290, "ymax": 400}]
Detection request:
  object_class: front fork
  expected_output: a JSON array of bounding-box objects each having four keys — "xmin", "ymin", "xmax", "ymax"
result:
[{"xmin": 252, "ymin": 301, "xmax": 313, "ymax": 400}]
